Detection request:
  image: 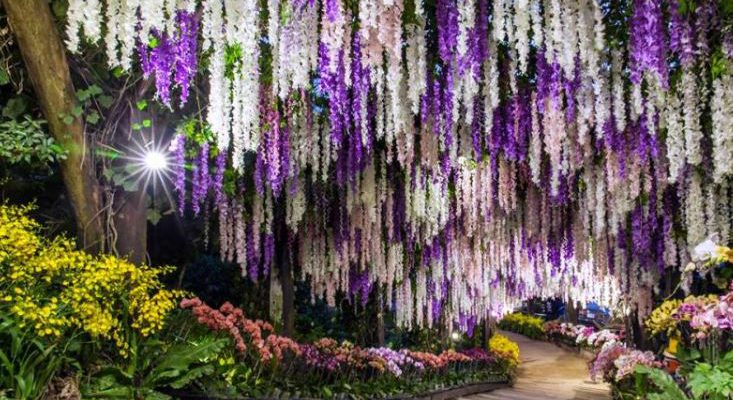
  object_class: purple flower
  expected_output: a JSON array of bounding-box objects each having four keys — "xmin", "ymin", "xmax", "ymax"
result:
[
  {"xmin": 246, "ymin": 223, "xmax": 259, "ymax": 282},
  {"xmin": 137, "ymin": 11, "xmax": 198, "ymax": 107},
  {"xmin": 174, "ymin": 11, "xmax": 198, "ymax": 106},
  {"xmin": 629, "ymin": 0, "xmax": 668, "ymax": 88},
  {"xmin": 262, "ymin": 232, "xmax": 275, "ymax": 278},
  {"xmin": 191, "ymin": 141, "xmax": 210, "ymax": 216},
  {"xmin": 436, "ymin": 0, "xmax": 458, "ymax": 64},
  {"xmin": 668, "ymin": 0, "xmax": 695, "ymax": 67},
  {"xmin": 213, "ymin": 149, "xmax": 227, "ymax": 206}
]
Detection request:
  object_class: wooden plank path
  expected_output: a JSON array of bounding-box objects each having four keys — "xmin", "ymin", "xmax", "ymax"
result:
[{"xmin": 459, "ymin": 331, "xmax": 611, "ymax": 400}]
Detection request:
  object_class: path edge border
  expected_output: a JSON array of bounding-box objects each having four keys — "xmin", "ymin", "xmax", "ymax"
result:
[
  {"xmin": 173, "ymin": 379, "xmax": 513, "ymax": 400},
  {"xmin": 387, "ymin": 380, "xmax": 513, "ymax": 400}
]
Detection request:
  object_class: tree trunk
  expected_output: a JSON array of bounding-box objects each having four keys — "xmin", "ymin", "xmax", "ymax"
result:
[
  {"xmin": 3, "ymin": 0, "xmax": 104, "ymax": 253},
  {"xmin": 376, "ymin": 289, "xmax": 385, "ymax": 347},
  {"xmin": 566, "ymin": 300, "xmax": 579, "ymax": 323},
  {"xmin": 112, "ymin": 189, "xmax": 147, "ymax": 264},
  {"xmin": 272, "ymin": 197, "xmax": 295, "ymax": 336},
  {"xmin": 109, "ymin": 105, "xmax": 160, "ymax": 265},
  {"xmin": 482, "ymin": 317, "xmax": 494, "ymax": 349},
  {"xmin": 279, "ymin": 231, "xmax": 295, "ymax": 337}
]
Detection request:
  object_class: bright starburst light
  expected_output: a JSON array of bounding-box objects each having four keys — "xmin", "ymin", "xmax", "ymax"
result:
[
  {"xmin": 98, "ymin": 134, "xmax": 182, "ymax": 212},
  {"xmin": 143, "ymin": 150, "xmax": 168, "ymax": 171}
]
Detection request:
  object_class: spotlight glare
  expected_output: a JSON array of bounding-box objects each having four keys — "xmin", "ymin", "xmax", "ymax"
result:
[{"xmin": 143, "ymin": 150, "xmax": 168, "ymax": 171}]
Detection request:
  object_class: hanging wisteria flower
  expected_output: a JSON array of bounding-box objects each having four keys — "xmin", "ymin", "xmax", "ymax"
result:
[
  {"xmin": 628, "ymin": 0, "xmax": 668, "ymax": 88},
  {"xmin": 191, "ymin": 142, "xmax": 210, "ymax": 216},
  {"xmin": 712, "ymin": 72, "xmax": 733, "ymax": 183}
]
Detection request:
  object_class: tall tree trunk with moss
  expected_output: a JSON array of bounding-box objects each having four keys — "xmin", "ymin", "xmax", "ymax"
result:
[
  {"xmin": 278, "ymin": 198, "xmax": 295, "ymax": 337},
  {"xmin": 376, "ymin": 290, "xmax": 385, "ymax": 347},
  {"xmin": 108, "ymin": 104, "xmax": 159, "ymax": 265},
  {"xmin": 2, "ymin": 0, "xmax": 104, "ymax": 253}
]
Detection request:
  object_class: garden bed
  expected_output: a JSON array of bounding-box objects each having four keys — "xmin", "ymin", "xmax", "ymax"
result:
[
  {"xmin": 172, "ymin": 378, "xmax": 512, "ymax": 400},
  {"xmin": 394, "ymin": 380, "xmax": 511, "ymax": 400}
]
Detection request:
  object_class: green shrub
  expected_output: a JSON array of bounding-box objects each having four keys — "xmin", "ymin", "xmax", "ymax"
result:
[{"xmin": 0, "ymin": 307, "xmax": 72, "ymax": 400}]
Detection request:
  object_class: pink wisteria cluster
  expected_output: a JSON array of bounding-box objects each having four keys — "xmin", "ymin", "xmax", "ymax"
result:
[{"xmin": 65, "ymin": 0, "xmax": 733, "ymax": 332}]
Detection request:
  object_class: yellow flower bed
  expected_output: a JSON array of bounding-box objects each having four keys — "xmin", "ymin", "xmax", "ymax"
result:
[
  {"xmin": 489, "ymin": 334, "xmax": 520, "ymax": 366},
  {"xmin": 497, "ymin": 312, "xmax": 545, "ymax": 339},
  {"xmin": 0, "ymin": 205, "xmax": 182, "ymax": 355}
]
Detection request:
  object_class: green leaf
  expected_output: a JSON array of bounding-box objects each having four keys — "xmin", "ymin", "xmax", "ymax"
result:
[
  {"xmin": 122, "ymin": 179, "xmax": 139, "ymax": 192},
  {"xmin": 102, "ymin": 168, "xmax": 114, "ymax": 180},
  {"xmin": 51, "ymin": 0, "xmax": 68, "ymax": 18},
  {"xmin": 76, "ymin": 89, "xmax": 90, "ymax": 102},
  {"xmin": 132, "ymin": 123, "xmax": 143, "ymax": 131},
  {"xmin": 2, "ymin": 97, "xmax": 28, "ymax": 119},
  {"xmin": 112, "ymin": 172, "xmax": 126, "ymax": 186},
  {"xmin": 62, "ymin": 115, "xmax": 75, "ymax": 125},
  {"xmin": 112, "ymin": 67, "xmax": 125, "ymax": 79},
  {"xmin": 87, "ymin": 85, "xmax": 103, "ymax": 97},
  {"xmin": 71, "ymin": 105, "xmax": 83, "ymax": 117},
  {"xmin": 168, "ymin": 365, "xmax": 214, "ymax": 389},
  {"xmin": 136, "ymin": 100, "xmax": 148, "ymax": 111},
  {"xmin": 142, "ymin": 119, "xmax": 152, "ymax": 128},
  {"xmin": 634, "ymin": 365, "xmax": 689, "ymax": 400},
  {"xmin": 98, "ymin": 95, "xmax": 115, "ymax": 109},
  {"xmin": 144, "ymin": 391, "xmax": 171, "ymax": 400},
  {"xmin": 146, "ymin": 208, "xmax": 162, "ymax": 225},
  {"xmin": 0, "ymin": 70, "xmax": 9, "ymax": 85},
  {"xmin": 86, "ymin": 111, "xmax": 100, "ymax": 125}
]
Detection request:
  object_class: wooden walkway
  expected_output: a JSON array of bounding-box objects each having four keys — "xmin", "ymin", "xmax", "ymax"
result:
[{"xmin": 459, "ymin": 331, "xmax": 611, "ymax": 400}]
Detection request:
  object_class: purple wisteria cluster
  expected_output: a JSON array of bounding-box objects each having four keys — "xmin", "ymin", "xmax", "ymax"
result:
[
  {"xmin": 253, "ymin": 94, "xmax": 297, "ymax": 198},
  {"xmin": 629, "ymin": 0, "xmax": 668, "ymax": 87},
  {"xmin": 192, "ymin": 141, "xmax": 210, "ymax": 216},
  {"xmin": 138, "ymin": 11, "xmax": 198, "ymax": 107},
  {"xmin": 171, "ymin": 133, "xmax": 225, "ymax": 217}
]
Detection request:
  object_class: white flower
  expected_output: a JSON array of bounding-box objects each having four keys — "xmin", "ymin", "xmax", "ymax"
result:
[
  {"xmin": 406, "ymin": 22, "xmax": 427, "ymax": 115},
  {"xmin": 514, "ymin": 0, "xmax": 531, "ymax": 73},
  {"xmin": 277, "ymin": 2, "xmax": 319, "ymax": 99},
  {"xmin": 692, "ymin": 238, "xmax": 718, "ymax": 262},
  {"xmin": 529, "ymin": 92, "xmax": 542, "ymax": 185},
  {"xmin": 682, "ymin": 67, "xmax": 703, "ymax": 166},
  {"xmin": 712, "ymin": 72, "xmax": 733, "ymax": 183},
  {"xmin": 559, "ymin": 0, "xmax": 578, "ymax": 77},
  {"xmin": 686, "ymin": 172, "xmax": 706, "ymax": 249},
  {"xmin": 611, "ymin": 49, "xmax": 626, "ymax": 133},
  {"xmin": 493, "ymin": 0, "xmax": 507, "ymax": 43},
  {"xmin": 530, "ymin": 0, "xmax": 543, "ymax": 48},
  {"xmin": 666, "ymin": 92, "xmax": 685, "ymax": 183}
]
